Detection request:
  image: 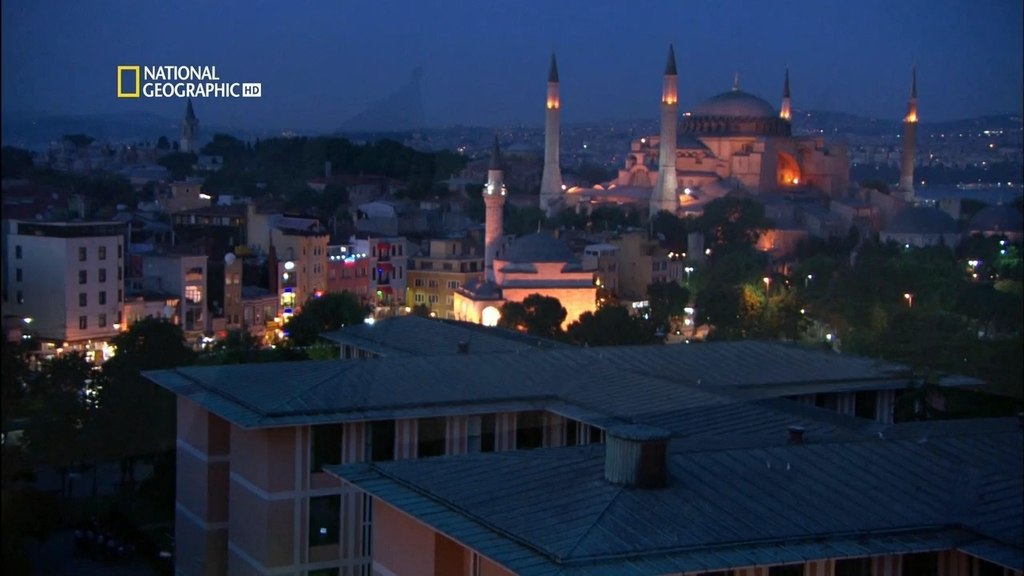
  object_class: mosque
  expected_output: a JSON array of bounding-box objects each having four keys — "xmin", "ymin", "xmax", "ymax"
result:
[
  {"xmin": 540, "ymin": 46, "xmax": 851, "ymax": 219},
  {"xmin": 454, "ymin": 138, "xmax": 597, "ymax": 328}
]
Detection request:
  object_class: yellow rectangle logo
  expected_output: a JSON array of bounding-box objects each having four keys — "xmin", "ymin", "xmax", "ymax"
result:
[{"xmin": 117, "ymin": 65, "xmax": 140, "ymax": 98}]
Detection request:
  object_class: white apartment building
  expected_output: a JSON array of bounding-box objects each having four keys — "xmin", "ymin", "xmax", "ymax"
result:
[{"xmin": 5, "ymin": 220, "xmax": 125, "ymax": 362}]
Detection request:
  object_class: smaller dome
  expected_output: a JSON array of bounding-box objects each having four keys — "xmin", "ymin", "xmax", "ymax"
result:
[
  {"xmin": 501, "ymin": 233, "xmax": 574, "ymax": 263},
  {"xmin": 886, "ymin": 207, "xmax": 958, "ymax": 235},
  {"xmin": 968, "ymin": 204, "xmax": 1023, "ymax": 233},
  {"xmin": 691, "ymin": 90, "xmax": 776, "ymax": 118}
]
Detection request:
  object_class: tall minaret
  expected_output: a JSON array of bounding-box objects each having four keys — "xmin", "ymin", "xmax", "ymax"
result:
[
  {"xmin": 779, "ymin": 68, "xmax": 792, "ymax": 121},
  {"xmin": 650, "ymin": 44, "xmax": 679, "ymax": 218},
  {"xmin": 539, "ymin": 53, "xmax": 564, "ymax": 217},
  {"xmin": 483, "ymin": 136, "xmax": 507, "ymax": 284},
  {"xmin": 181, "ymin": 98, "xmax": 199, "ymax": 153},
  {"xmin": 899, "ymin": 66, "xmax": 918, "ymax": 202}
]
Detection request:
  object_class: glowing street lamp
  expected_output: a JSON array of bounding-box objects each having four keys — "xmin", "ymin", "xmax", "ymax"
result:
[
  {"xmin": 763, "ymin": 276, "xmax": 771, "ymax": 296},
  {"xmin": 684, "ymin": 266, "xmax": 694, "ymax": 285},
  {"xmin": 903, "ymin": 293, "xmax": 913, "ymax": 308},
  {"xmin": 805, "ymin": 274, "xmax": 813, "ymax": 288}
]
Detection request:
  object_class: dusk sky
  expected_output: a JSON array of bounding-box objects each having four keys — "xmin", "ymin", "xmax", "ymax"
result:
[{"xmin": 3, "ymin": 0, "xmax": 1022, "ymax": 131}]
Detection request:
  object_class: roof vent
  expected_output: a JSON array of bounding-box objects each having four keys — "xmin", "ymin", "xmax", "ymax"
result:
[
  {"xmin": 604, "ymin": 424, "xmax": 672, "ymax": 489},
  {"xmin": 456, "ymin": 340, "xmax": 469, "ymax": 354},
  {"xmin": 788, "ymin": 425, "xmax": 805, "ymax": 445}
]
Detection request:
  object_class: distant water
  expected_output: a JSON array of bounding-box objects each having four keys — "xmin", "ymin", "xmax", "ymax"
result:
[{"xmin": 915, "ymin": 185, "xmax": 1023, "ymax": 206}]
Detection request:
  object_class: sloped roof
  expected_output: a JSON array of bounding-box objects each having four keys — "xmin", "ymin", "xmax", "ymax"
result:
[
  {"xmin": 331, "ymin": 422, "xmax": 1022, "ymax": 574},
  {"xmin": 968, "ymin": 204, "xmax": 1023, "ymax": 233}
]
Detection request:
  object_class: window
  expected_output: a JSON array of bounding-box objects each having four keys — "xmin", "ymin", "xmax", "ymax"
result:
[
  {"xmin": 79, "ymin": 293, "xmax": 88, "ymax": 306},
  {"xmin": 516, "ymin": 411, "xmax": 544, "ymax": 450},
  {"xmin": 118, "ymin": 266, "xmax": 122, "ymax": 280},
  {"xmin": 589, "ymin": 425, "xmax": 604, "ymax": 444},
  {"xmin": 15, "ymin": 268, "xmax": 22, "ymax": 282},
  {"xmin": 468, "ymin": 414, "xmax": 496, "ymax": 453},
  {"xmin": 99, "ymin": 269, "xmax": 107, "ymax": 283},
  {"xmin": 834, "ymin": 558, "xmax": 870, "ymax": 576},
  {"xmin": 98, "ymin": 313, "xmax": 107, "ymax": 328},
  {"xmin": 311, "ymin": 424, "xmax": 344, "ymax": 473},
  {"xmin": 79, "ymin": 316, "xmax": 88, "ymax": 330},
  {"xmin": 368, "ymin": 420, "xmax": 395, "ymax": 461},
  {"xmin": 854, "ymin": 391, "xmax": 877, "ymax": 420},
  {"xmin": 117, "ymin": 244, "xmax": 122, "ymax": 258},
  {"xmin": 308, "ymin": 495, "xmax": 340, "ymax": 547},
  {"xmin": 446, "ymin": 295, "xmax": 453, "ymax": 306},
  {"xmin": 447, "ymin": 280, "xmax": 460, "ymax": 290},
  {"xmin": 427, "ymin": 280, "xmax": 438, "ymax": 288},
  {"xmin": 98, "ymin": 291, "xmax": 106, "ymax": 305},
  {"xmin": 78, "ymin": 246, "xmax": 87, "ymax": 261},
  {"xmin": 79, "ymin": 270, "xmax": 87, "ymax": 284},
  {"xmin": 15, "ymin": 245, "xmax": 22, "ymax": 259},
  {"xmin": 117, "ymin": 289, "xmax": 122, "ymax": 302},
  {"xmin": 428, "ymin": 294, "xmax": 439, "ymax": 304},
  {"xmin": 565, "ymin": 419, "xmax": 579, "ymax": 446},
  {"xmin": 414, "ymin": 279, "xmax": 424, "ymax": 288},
  {"xmin": 98, "ymin": 246, "xmax": 107, "ymax": 260},
  {"xmin": 442, "ymin": 263, "xmax": 453, "ymax": 271},
  {"xmin": 185, "ymin": 285, "xmax": 202, "ymax": 303},
  {"xmin": 16, "ymin": 290, "xmax": 23, "ymax": 304},
  {"xmin": 417, "ymin": 417, "xmax": 446, "ymax": 458},
  {"xmin": 414, "ymin": 293, "xmax": 425, "ymax": 304}
]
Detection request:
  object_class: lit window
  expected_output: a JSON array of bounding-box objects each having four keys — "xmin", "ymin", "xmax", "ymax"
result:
[
  {"xmin": 308, "ymin": 495, "xmax": 340, "ymax": 547},
  {"xmin": 185, "ymin": 285, "xmax": 202, "ymax": 303}
]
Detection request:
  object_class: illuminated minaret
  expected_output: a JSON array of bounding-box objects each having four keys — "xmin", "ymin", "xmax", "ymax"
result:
[
  {"xmin": 779, "ymin": 68, "xmax": 792, "ymax": 121},
  {"xmin": 181, "ymin": 97, "xmax": 198, "ymax": 153},
  {"xmin": 650, "ymin": 44, "xmax": 679, "ymax": 218},
  {"xmin": 899, "ymin": 66, "xmax": 918, "ymax": 202},
  {"xmin": 539, "ymin": 53, "xmax": 564, "ymax": 216},
  {"xmin": 483, "ymin": 135, "xmax": 507, "ymax": 283}
]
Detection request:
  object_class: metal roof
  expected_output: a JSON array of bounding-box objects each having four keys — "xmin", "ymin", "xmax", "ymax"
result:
[{"xmin": 330, "ymin": 426, "xmax": 1022, "ymax": 574}]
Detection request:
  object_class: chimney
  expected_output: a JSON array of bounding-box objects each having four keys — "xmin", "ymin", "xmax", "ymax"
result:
[
  {"xmin": 788, "ymin": 425, "xmax": 805, "ymax": 445},
  {"xmin": 604, "ymin": 425, "xmax": 671, "ymax": 489},
  {"xmin": 457, "ymin": 340, "xmax": 469, "ymax": 354}
]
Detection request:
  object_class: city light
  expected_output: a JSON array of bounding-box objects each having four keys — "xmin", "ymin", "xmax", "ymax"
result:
[
  {"xmin": 684, "ymin": 266, "xmax": 694, "ymax": 284},
  {"xmin": 904, "ymin": 293, "xmax": 913, "ymax": 308},
  {"xmin": 763, "ymin": 276, "xmax": 771, "ymax": 296}
]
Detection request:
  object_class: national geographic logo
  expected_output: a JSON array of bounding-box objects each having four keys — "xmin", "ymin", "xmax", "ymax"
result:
[{"xmin": 117, "ymin": 65, "xmax": 261, "ymax": 98}]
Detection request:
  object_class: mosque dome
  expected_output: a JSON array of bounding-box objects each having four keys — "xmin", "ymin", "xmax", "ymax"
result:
[
  {"xmin": 885, "ymin": 207, "xmax": 959, "ymax": 235},
  {"xmin": 968, "ymin": 204, "xmax": 1023, "ymax": 234},
  {"xmin": 501, "ymin": 232, "xmax": 574, "ymax": 263},
  {"xmin": 691, "ymin": 89, "xmax": 776, "ymax": 118}
]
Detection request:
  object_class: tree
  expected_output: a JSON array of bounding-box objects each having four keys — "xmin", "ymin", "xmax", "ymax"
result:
[
  {"xmin": 63, "ymin": 133, "xmax": 94, "ymax": 148},
  {"xmin": 647, "ymin": 281, "xmax": 690, "ymax": 328},
  {"xmin": 1, "ymin": 146, "xmax": 34, "ymax": 179},
  {"xmin": 156, "ymin": 135, "xmax": 170, "ymax": 150},
  {"xmin": 652, "ymin": 211, "xmax": 690, "ymax": 252},
  {"xmin": 98, "ymin": 319, "xmax": 196, "ymax": 484},
  {"xmin": 697, "ymin": 196, "xmax": 773, "ymax": 251},
  {"xmin": 285, "ymin": 292, "xmax": 371, "ymax": 347},
  {"xmin": 568, "ymin": 306, "xmax": 656, "ymax": 346},
  {"xmin": 498, "ymin": 294, "xmax": 566, "ymax": 339},
  {"xmin": 158, "ymin": 152, "xmax": 198, "ymax": 180},
  {"xmin": 23, "ymin": 353, "xmax": 94, "ymax": 498}
]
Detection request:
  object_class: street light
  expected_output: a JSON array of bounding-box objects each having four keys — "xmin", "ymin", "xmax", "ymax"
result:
[
  {"xmin": 684, "ymin": 266, "xmax": 694, "ymax": 285},
  {"xmin": 903, "ymin": 293, "xmax": 913, "ymax": 308},
  {"xmin": 805, "ymin": 274, "xmax": 813, "ymax": 288},
  {"xmin": 763, "ymin": 276, "xmax": 771, "ymax": 296}
]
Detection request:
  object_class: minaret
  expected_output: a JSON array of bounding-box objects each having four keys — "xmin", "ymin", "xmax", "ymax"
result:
[
  {"xmin": 650, "ymin": 44, "xmax": 679, "ymax": 218},
  {"xmin": 899, "ymin": 66, "xmax": 918, "ymax": 202},
  {"xmin": 181, "ymin": 98, "xmax": 199, "ymax": 153},
  {"xmin": 483, "ymin": 136, "xmax": 507, "ymax": 284},
  {"xmin": 539, "ymin": 53, "xmax": 564, "ymax": 217},
  {"xmin": 779, "ymin": 68, "xmax": 792, "ymax": 121}
]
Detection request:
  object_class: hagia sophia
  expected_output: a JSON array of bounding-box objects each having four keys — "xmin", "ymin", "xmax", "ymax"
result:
[{"xmin": 453, "ymin": 45, "xmax": 1021, "ymax": 328}]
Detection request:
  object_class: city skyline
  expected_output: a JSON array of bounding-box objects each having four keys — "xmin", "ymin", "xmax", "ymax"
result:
[{"xmin": 2, "ymin": 0, "xmax": 1022, "ymax": 132}]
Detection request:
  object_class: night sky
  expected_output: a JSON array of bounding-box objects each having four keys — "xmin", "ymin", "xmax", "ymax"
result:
[{"xmin": 2, "ymin": 0, "xmax": 1021, "ymax": 131}]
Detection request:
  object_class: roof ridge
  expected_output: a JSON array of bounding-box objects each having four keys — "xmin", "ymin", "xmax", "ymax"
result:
[{"xmin": 560, "ymin": 482, "xmax": 625, "ymax": 560}]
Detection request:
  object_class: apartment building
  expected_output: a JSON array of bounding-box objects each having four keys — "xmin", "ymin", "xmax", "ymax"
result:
[
  {"xmin": 5, "ymin": 220, "xmax": 125, "ymax": 362},
  {"xmin": 407, "ymin": 237, "xmax": 483, "ymax": 318}
]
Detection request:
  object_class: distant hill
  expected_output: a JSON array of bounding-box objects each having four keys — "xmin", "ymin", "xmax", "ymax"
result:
[
  {"xmin": 0, "ymin": 110, "xmax": 278, "ymax": 151},
  {"xmin": 337, "ymin": 68, "xmax": 425, "ymax": 134}
]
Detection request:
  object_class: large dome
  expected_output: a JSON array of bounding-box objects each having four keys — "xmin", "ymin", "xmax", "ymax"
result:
[
  {"xmin": 968, "ymin": 204, "xmax": 1023, "ymax": 234},
  {"xmin": 885, "ymin": 207, "xmax": 958, "ymax": 235},
  {"xmin": 500, "ymin": 233, "xmax": 574, "ymax": 263},
  {"xmin": 691, "ymin": 89, "xmax": 776, "ymax": 118}
]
